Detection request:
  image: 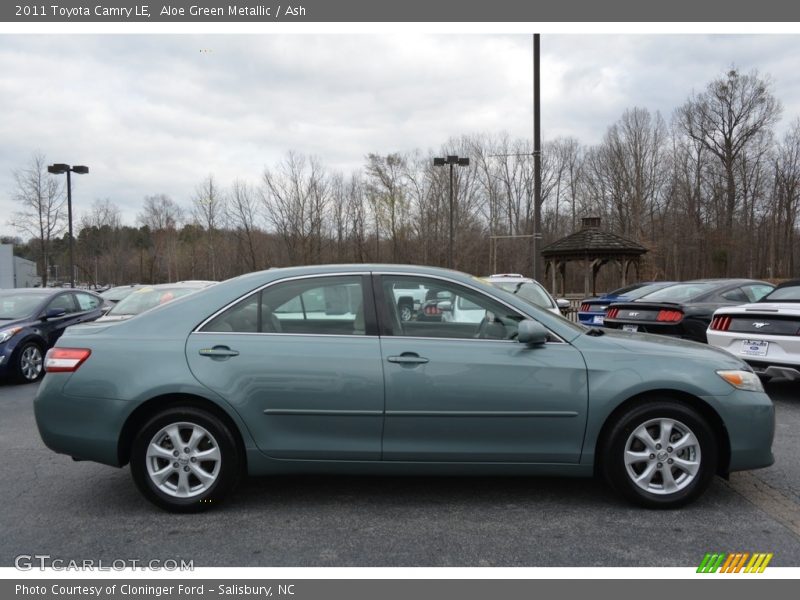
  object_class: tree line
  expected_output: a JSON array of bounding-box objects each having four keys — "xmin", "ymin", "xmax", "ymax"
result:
[{"xmin": 5, "ymin": 68, "xmax": 799, "ymax": 292}]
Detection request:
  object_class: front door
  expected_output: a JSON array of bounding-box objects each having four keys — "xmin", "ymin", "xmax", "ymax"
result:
[{"xmin": 376, "ymin": 274, "xmax": 588, "ymax": 463}]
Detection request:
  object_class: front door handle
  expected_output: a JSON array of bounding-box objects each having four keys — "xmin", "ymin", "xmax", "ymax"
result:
[
  {"xmin": 199, "ymin": 346, "xmax": 240, "ymax": 359},
  {"xmin": 387, "ymin": 353, "xmax": 429, "ymax": 365}
]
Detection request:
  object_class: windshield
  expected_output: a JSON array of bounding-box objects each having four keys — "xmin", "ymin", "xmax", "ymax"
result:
[
  {"xmin": 0, "ymin": 292, "xmax": 49, "ymax": 319},
  {"xmin": 637, "ymin": 283, "xmax": 712, "ymax": 302},
  {"xmin": 762, "ymin": 284, "xmax": 800, "ymax": 302},
  {"xmin": 607, "ymin": 283, "xmax": 646, "ymax": 296},
  {"xmin": 101, "ymin": 286, "xmax": 140, "ymax": 301},
  {"xmin": 491, "ymin": 281, "xmax": 556, "ymax": 309},
  {"xmin": 108, "ymin": 287, "xmax": 198, "ymax": 316},
  {"xmin": 625, "ymin": 282, "xmax": 674, "ymax": 300}
]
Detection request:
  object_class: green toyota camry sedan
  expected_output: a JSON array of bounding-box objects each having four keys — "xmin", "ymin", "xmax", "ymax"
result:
[{"xmin": 34, "ymin": 265, "xmax": 774, "ymax": 512}]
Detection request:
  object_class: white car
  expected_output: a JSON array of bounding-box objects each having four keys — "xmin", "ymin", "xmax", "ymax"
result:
[
  {"xmin": 484, "ymin": 274, "xmax": 563, "ymax": 316},
  {"xmin": 707, "ymin": 279, "xmax": 800, "ymax": 381}
]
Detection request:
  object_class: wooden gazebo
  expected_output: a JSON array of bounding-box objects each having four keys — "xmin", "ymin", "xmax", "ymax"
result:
[{"xmin": 542, "ymin": 217, "xmax": 648, "ymax": 296}]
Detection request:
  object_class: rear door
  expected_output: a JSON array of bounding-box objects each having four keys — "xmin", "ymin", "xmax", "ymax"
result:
[{"xmin": 185, "ymin": 273, "xmax": 386, "ymax": 460}]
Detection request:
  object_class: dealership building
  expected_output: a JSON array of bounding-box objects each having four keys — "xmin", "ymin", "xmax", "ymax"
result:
[{"xmin": 0, "ymin": 244, "xmax": 41, "ymax": 288}]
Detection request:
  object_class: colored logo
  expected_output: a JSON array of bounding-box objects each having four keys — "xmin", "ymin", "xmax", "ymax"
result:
[{"xmin": 697, "ymin": 552, "xmax": 773, "ymax": 573}]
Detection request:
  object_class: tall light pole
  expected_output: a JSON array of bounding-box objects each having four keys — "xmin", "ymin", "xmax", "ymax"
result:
[
  {"xmin": 47, "ymin": 163, "xmax": 89, "ymax": 288},
  {"xmin": 433, "ymin": 155, "xmax": 469, "ymax": 269},
  {"xmin": 532, "ymin": 33, "xmax": 543, "ymax": 280}
]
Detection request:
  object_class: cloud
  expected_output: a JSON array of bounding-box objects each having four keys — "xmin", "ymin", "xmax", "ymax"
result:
[{"xmin": 1, "ymin": 34, "xmax": 800, "ymax": 237}]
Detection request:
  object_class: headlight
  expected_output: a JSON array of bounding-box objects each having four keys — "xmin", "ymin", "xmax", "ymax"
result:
[
  {"xmin": 716, "ymin": 370, "xmax": 765, "ymax": 392},
  {"xmin": 0, "ymin": 327, "xmax": 23, "ymax": 344}
]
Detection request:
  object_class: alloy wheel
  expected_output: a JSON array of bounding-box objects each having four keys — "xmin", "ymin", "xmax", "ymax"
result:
[
  {"xmin": 623, "ymin": 417, "xmax": 701, "ymax": 495},
  {"xmin": 19, "ymin": 345, "xmax": 43, "ymax": 381},
  {"xmin": 145, "ymin": 422, "xmax": 221, "ymax": 498}
]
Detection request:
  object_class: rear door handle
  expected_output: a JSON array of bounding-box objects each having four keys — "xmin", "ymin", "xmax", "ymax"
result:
[
  {"xmin": 199, "ymin": 346, "xmax": 240, "ymax": 359},
  {"xmin": 387, "ymin": 353, "xmax": 429, "ymax": 365}
]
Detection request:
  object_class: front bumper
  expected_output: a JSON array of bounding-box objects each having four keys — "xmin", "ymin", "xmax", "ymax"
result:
[
  {"xmin": 34, "ymin": 373, "xmax": 130, "ymax": 467},
  {"xmin": 708, "ymin": 388, "xmax": 775, "ymax": 472}
]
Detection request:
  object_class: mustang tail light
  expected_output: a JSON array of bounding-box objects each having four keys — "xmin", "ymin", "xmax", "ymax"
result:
[
  {"xmin": 656, "ymin": 309, "xmax": 683, "ymax": 322},
  {"xmin": 580, "ymin": 303, "xmax": 590, "ymax": 312},
  {"xmin": 44, "ymin": 348, "xmax": 92, "ymax": 373},
  {"xmin": 710, "ymin": 316, "xmax": 732, "ymax": 331},
  {"xmin": 606, "ymin": 307, "xmax": 620, "ymax": 319},
  {"xmin": 423, "ymin": 305, "xmax": 441, "ymax": 317}
]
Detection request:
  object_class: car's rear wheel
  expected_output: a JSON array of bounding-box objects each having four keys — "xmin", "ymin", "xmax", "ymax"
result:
[
  {"xmin": 130, "ymin": 407, "xmax": 241, "ymax": 512},
  {"xmin": 601, "ymin": 400, "xmax": 717, "ymax": 508},
  {"xmin": 15, "ymin": 342, "xmax": 44, "ymax": 383}
]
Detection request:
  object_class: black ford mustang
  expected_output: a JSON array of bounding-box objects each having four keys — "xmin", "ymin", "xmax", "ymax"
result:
[{"xmin": 603, "ymin": 279, "xmax": 774, "ymax": 343}]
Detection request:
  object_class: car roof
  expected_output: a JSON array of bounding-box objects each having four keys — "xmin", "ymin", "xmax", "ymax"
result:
[
  {"xmin": 133, "ymin": 282, "xmax": 212, "ymax": 290},
  {"xmin": 0, "ymin": 287, "xmax": 73, "ymax": 296},
  {"xmin": 773, "ymin": 279, "xmax": 800, "ymax": 289}
]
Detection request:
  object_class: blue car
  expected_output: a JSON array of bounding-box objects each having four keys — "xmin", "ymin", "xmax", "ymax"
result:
[
  {"xmin": 578, "ymin": 282, "xmax": 676, "ymax": 326},
  {"xmin": 0, "ymin": 288, "xmax": 106, "ymax": 383}
]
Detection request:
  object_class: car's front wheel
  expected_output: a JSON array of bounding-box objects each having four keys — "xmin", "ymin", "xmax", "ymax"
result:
[
  {"xmin": 602, "ymin": 400, "xmax": 717, "ymax": 508},
  {"xmin": 15, "ymin": 342, "xmax": 44, "ymax": 383},
  {"xmin": 130, "ymin": 407, "xmax": 242, "ymax": 512}
]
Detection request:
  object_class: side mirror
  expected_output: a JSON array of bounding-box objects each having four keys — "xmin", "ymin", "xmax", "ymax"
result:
[
  {"xmin": 436, "ymin": 301, "xmax": 453, "ymax": 312},
  {"xmin": 517, "ymin": 319, "xmax": 548, "ymax": 346},
  {"xmin": 42, "ymin": 308, "xmax": 67, "ymax": 320},
  {"xmin": 556, "ymin": 298, "xmax": 571, "ymax": 310}
]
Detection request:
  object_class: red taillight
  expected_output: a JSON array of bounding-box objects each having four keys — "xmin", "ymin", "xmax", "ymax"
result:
[
  {"xmin": 606, "ymin": 307, "xmax": 619, "ymax": 319},
  {"xmin": 710, "ymin": 316, "xmax": 732, "ymax": 331},
  {"xmin": 424, "ymin": 305, "xmax": 441, "ymax": 316},
  {"xmin": 656, "ymin": 309, "xmax": 683, "ymax": 322},
  {"xmin": 44, "ymin": 348, "xmax": 92, "ymax": 373},
  {"xmin": 580, "ymin": 303, "xmax": 590, "ymax": 312}
]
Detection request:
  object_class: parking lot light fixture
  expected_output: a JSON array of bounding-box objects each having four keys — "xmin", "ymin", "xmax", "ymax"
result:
[
  {"xmin": 47, "ymin": 163, "xmax": 89, "ymax": 288},
  {"xmin": 432, "ymin": 155, "xmax": 470, "ymax": 269}
]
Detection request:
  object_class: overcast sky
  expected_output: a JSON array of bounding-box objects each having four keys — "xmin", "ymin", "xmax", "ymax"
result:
[{"xmin": 2, "ymin": 34, "xmax": 800, "ymax": 237}]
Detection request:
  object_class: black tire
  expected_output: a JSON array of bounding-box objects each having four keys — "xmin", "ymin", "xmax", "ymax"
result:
[
  {"xmin": 397, "ymin": 298, "xmax": 414, "ymax": 322},
  {"xmin": 601, "ymin": 399, "xmax": 717, "ymax": 509},
  {"xmin": 14, "ymin": 341, "xmax": 45, "ymax": 384},
  {"xmin": 130, "ymin": 407, "xmax": 242, "ymax": 513}
]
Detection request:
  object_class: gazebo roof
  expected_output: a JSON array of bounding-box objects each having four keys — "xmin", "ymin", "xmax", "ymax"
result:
[{"xmin": 542, "ymin": 218, "xmax": 647, "ymax": 260}]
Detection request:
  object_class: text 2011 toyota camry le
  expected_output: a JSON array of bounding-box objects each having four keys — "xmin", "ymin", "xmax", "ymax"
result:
[{"xmin": 34, "ymin": 265, "xmax": 774, "ymax": 512}]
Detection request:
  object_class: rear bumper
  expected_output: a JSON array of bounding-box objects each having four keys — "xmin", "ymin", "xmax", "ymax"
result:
[
  {"xmin": 34, "ymin": 374, "xmax": 129, "ymax": 467},
  {"xmin": 747, "ymin": 360, "xmax": 800, "ymax": 381}
]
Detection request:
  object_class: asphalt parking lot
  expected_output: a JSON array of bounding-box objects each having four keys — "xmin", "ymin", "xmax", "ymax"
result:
[{"xmin": 1, "ymin": 380, "xmax": 799, "ymax": 567}]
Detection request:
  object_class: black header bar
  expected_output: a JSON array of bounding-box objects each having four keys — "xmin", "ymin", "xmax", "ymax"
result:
[{"xmin": 4, "ymin": 0, "xmax": 800, "ymax": 22}]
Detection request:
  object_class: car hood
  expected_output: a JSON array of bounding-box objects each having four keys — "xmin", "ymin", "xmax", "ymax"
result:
[
  {"xmin": 95, "ymin": 314, "xmax": 135, "ymax": 323},
  {"xmin": 0, "ymin": 316, "xmax": 37, "ymax": 332},
  {"xmin": 575, "ymin": 327, "xmax": 749, "ymax": 369}
]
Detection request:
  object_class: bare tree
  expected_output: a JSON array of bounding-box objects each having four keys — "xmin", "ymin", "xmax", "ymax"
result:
[
  {"xmin": 365, "ymin": 153, "xmax": 408, "ymax": 262},
  {"xmin": 677, "ymin": 68, "xmax": 781, "ymax": 273},
  {"xmin": 8, "ymin": 153, "xmax": 65, "ymax": 285},
  {"xmin": 772, "ymin": 120, "xmax": 800, "ymax": 277},
  {"xmin": 137, "ymin": 194, "xmax": 183, "ymax": 283},
  {"xmin": 192, "ymin": 175, "xmax": 225, "ymax": 280},
  {"xmin": 227, "ymin": 179, "xmax": 262, "ymax": 271},
  {"xmin": 260, "ymin": 152, "xmax": 328, "ymax": 264}
]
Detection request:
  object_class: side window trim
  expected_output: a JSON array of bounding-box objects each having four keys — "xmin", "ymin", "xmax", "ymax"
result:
[
  {"xmin": 374, "ymin": 274, "xmax": 533, "ymax": 342},
  {"xmin": 48, "ymin": 292, "xmax": 76, "ymax": 315},
  {"xmin": 196, "ymin": 273, "xmax": 379, "ymax": 337}
]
